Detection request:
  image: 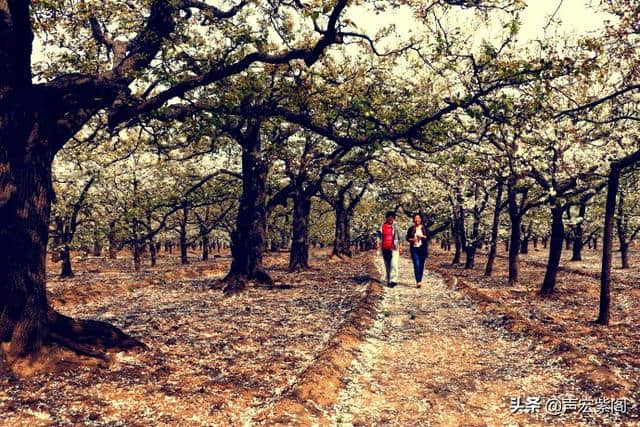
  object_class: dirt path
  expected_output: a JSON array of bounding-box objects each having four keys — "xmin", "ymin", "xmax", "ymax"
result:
[{"xmin": 329, "ymin": 254, "xmax": 609, "ymax": 426}]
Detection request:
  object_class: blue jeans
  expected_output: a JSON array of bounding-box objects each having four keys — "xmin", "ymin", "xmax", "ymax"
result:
[{"xmin": 410, "ymin": 246, "xmax": 427, "ymax": 283}]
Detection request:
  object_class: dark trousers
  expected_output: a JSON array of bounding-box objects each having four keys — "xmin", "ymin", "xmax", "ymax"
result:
[{"xmin": 410, "ymin": 246, "xmax": 427, "ymax": 283}]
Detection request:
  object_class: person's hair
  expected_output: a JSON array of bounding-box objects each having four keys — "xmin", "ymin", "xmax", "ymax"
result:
[{"xmin": 385, "ymin": 210, "xmax": 396, "ymax": 219}]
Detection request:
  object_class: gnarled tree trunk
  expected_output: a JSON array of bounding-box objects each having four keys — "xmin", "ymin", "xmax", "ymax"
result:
[{"xmin": 220, "ymin": 120, "xmax": 272, "ymax": 295}]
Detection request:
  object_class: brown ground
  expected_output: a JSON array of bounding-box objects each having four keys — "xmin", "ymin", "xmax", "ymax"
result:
[
  {"xmin": 1, "ymin": 246, "xmax": 638, "ymax": 426},
  {"xmin": 329, "ymin": 254, "xmax": 638, "ymax": 426},
  {"xmin": 0, "ymin": 249, "xmax": 377, "ymax": 426}
]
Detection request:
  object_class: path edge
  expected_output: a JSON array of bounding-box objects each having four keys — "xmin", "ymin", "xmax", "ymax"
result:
[
  {"xmin": 430, "ymin": 265, "xmax": 635, "ymax": 395},
  {"xmin": 256, "ymin": 253, "xmax": 384, "ymax": 425}
]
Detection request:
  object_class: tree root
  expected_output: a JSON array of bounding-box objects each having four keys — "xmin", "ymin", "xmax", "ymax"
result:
[
  {"xmin": 47, "ymin": 308, "xmax": 147, "ymax": 351},
  {"xmin": 217, "ymin": 268, "xmax": 275, "ymax": 296},
  {"xmin": 1, "ymin": 307, "xmax": 146, "ymax": 376}
]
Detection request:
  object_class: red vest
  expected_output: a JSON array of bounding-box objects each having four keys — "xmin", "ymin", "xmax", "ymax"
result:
[{"xmin": 381, "ymin": 223, "xmax": 395, "ymax": 250}]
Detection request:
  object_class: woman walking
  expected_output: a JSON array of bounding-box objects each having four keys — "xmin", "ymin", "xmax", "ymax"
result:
[{"xmin": 406, "ymin": 213, "xmax": 428, "ymax": 288}]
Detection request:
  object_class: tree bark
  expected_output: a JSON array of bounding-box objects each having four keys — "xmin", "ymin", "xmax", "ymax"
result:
[
  {"xmin": 485, "ymin": 183, "xmax": 503, "ymax": 276},
  {"xmin": 616, "ymin": 193, "xmax": 630, "ymax": 269},
  {"xmin": 220, "ymin": 120, "xmax": 273, "ymax": 295},
  {"xmin": 570, "ymin": 202, "xmax": 586, "ymax": 261},
  {"xmin": 597, "ymin": 166, "xmax": 620, "ymax": 325},
  {"xmin": 332, "ymin": 206, "xmax": 353, "ymax": 257},
  {"xmin": 507, "ymin": 181, "xmax": 521, "ymax": 285},
  {"xmin": 201, "ymin": 232, "xmax": 209, "ymax": 261},
  {"xmin": 540, "ymin": 205, "xmax": 564, "ymax": 296},
  {"xmin": 107, "ymin": 221, "xmax": 118, "ymax": 259},
  {"xmin": 149, "ymin": 238, "xmax": 157, "ymax": 267},
  {"xmin": 179, "ymin": 204, "xmax": 189, "ymax": 265},
  {"xmin": 288, "ymin": 192, "xmax": 312, "ymax": 272},
  {"xmin": 132, "ymin": 240, "xmax": 141, "ymax": 271},
  {"xmin": 60, "ymin": 245, "xmax": 74, "ymax": 278}
]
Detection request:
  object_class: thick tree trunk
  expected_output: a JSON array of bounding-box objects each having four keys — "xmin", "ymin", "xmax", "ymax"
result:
[
  {"xmin": 289, "ymin": 193, "xmax": 312, "ymax": 272},
  {"xmin": 221, "ymin": 121, "xmax": 273, "ymax": 295},
  {"xmin": 107, "ymin": 221, "xmax": 118, "ymax": 259},
  {"xmin": 540, "ymin": 205, "xmax": 564, "ymax": 296},
  {"xmin": 0, "ymin": 143, "xmax": 52, "ymax": 357},
  {"xmin": 485, "ymin": 184, "xmax": 503, "ymax": 276}
]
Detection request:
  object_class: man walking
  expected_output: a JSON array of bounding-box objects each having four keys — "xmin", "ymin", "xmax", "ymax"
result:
[{"xmin": 377, "ymin": 211, "xmax": 401, "ymax": 287}]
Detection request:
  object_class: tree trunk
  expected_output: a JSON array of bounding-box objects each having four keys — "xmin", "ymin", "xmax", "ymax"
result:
[
  {"xmin": 201, "ymin": 232, "xmax": 209, "ymax": 261},
  {"xmin": 149, "ymin": 238, "xmax": 157, "ymax": 267},
  {"xmin": 132, "ymin": 240, "xmax": 141, "ymax": 271},
  {"xmin": 464, "ymin": 246, "xmax": 476, "ymax": 269},
  {"xmin": 540, "ymin": 205, "xmax": 564, "ymax": 296},
  {"xmin": 51, "ymin": 231, "xmax": 61, "ymax": 262},
  {"xmin": 289, "ymin": 193, "xmax": 312, "ymax": 272},
  {"xmin": 571, "ymin": 237, "xmax": 583, "ymax": 261},
  {"xmin": 59, "ymin": 245, "xmax": 74, "ymax": 278},
  {"xmin": 332, "ymin": 206, "xmax": 352, "ymax": 257},
  {"xmin": 616, "ymin": 193, "xmax": 630, "ymax": 269},
  {"xmin": 107, "ymin": 221, "xmax": 118, "ymax": 259},
  {"xmin": 92, "ymin": 240, "xmax": 102, "ymax": 257},
  {"xmin": 452, "ymin": 222, "xmax": 462, "ymax": 264},
  {"xmin": 220, "ymin": 120, "xmax": 273, "ymax": 294},
  {"xmin": 597, "ymin": 166, "xmax": 620, "ymax": 325},
  {"xmin": 507, "ymin": 188, "xmax": 521, "ymax": 286},
  {"xmin": 485, "ymin": 184, "xmax": 503, "ymax": 276},
  {"xmin": 179, "ymin": 232, "xmax": 188, "ymax": 265},
  {"xmin": 620, "ymin": 242, "xmax": 629, "ymax": 269}
]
